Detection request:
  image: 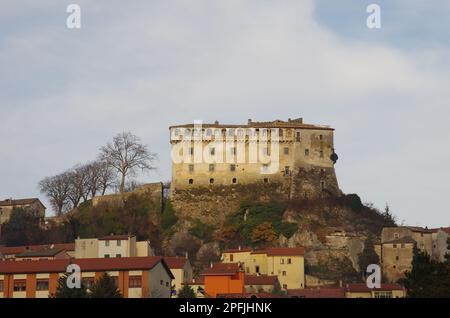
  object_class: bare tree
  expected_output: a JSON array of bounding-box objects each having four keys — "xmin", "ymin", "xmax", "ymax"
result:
[
  {"xmin": 39, "ymin": 174, "xmax": 71, "ymax": 216},
  {"xmin": 99, "ymin": 132, "xmax": 156, "ymax": 193},
  {"xmin": 96, "ymin": 161, "xmax": 116, "ymax": 195},
  {"xmin": 66, "ymin": 165, "xmax": 90, "ymax": 208}
]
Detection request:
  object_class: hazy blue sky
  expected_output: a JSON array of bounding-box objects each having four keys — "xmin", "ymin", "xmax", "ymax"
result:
[{"xmin": 1, "ymin": 1, "xmax": 449, "ymax": 227}]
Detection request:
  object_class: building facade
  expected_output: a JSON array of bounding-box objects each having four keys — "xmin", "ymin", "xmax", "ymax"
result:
[
  {"xmin": 222, "ymin": 247, "xmax": 305, "ymax": 290},
  {"xmin": 0, "ymin": 257, "xmax": 174, "ymax": 298},
  {"xmin": 164, "ymin": 256, "xmax": 193, "ymax": 297},
  {"xmin": 0, "ymin": 198, "xmax": 46, "ymax": 227},
  {"xmin": 170, "ymin": 118, "xmax": 339, "ymax": 199}
]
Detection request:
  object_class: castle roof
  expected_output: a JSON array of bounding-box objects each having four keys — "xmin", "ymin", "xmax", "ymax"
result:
[
  {"xmin": 169, "ymin": 119, "xmax": 334, "ymax": 131},
  {"xmin": 0, "ymin": 198, "xmax": 45, "ymax": 208},
  {"xmin": 382, "ymin": 236, "xmax": 416, "ymax": 245}
]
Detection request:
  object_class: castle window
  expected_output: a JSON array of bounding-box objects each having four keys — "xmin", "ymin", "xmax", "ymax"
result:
[
  {"xmin": 296, "ymin": 131, "xmax": 301, "ymax": 142},
  {"xmin": 287, "ymin": 258, "xmax": 292, "ymax": 264},
  {"xmin": 209, "ymin": 178, "xmax": 214, "ymax": 184},
  {"xmin": 284, "ymin": 166, "xmax": 290, "ymax": 176},
  {"xmin": 320, "ymin": 149, "xmax": 324, "ymax": 158},
  {"xmin": 189, "ymin": 164, "xmax": 194, "ymax": 172},
  {"xmin": 319, "ymin": 134, "xmax": 323, "ymax": 140},
  {"xmin": 188, "ymin": 179, "xmax": 194, "ymax": 184},
  {"xmin": 210, "ymin": 147, "xmax": 215, "ymax": 155},
  {"xmin": 282, "ymin": 271, "xmax": 287, "ymax": 276},
  {"xmin": 209, "ymin": 164, "xmax": 215, "ymax": 172},
  {"xmin": 188, "ymin": 147, "xmax": 194, "ymax": 155},
  {"xmin": 305, "ymin": 149, "xmax": 309, "ymax": 156},
  {"xmin": 284, "ymin": 147, "xmax": 289, "ymax": 155},
  {"xmin": 231, "ymin": 147, "xmax": 236, "ymax": 155},
  {"xmin": 396, "ymin": 256, "xmax": 399, "ymax": 261},
  {"xmin": 279, "ymin": 129, "xmax": 283, "ymax": 137},
  {"xmin": 232, "ymin": 178, "xmax": 237, "ymax": 184},
  {"xmin": 230, "ymin": 164, "xmax": 236, "ymax": 172},
  {"xmin": 263, "ymin": 178, "xmax": 269, "ymax": 183}
]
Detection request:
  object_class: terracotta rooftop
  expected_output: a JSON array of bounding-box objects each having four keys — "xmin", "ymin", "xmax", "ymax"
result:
[
  {"xmin": 249, "ymin": 247, "xmax": 305, "ymax": 256},
  {"xmin": 0, "ymin": 243, "xmax": 75, "ymax": 256},
  {"xmin": 98, "ymin": 234, "xmax": 135, "ymax": 241},
  {"xmin": 245, "ymin": 275, "xmax": 279, "ymax": 286},
  {"xmin": 201, "ymin": 263, "xmax": 243, "ymax": 276},
  {"xmin": 223, "ymin": 248, "xmax": 252, "ymax": 253},
  {"xmin": 15, "ymin": 248, "xmax": 67, "ymax": 258},
  {"xmin": 288, "ymin": 288, "xmax": 345, "ymax": 298},
  {"xmin": 164, "ymin": 256, "xmax": 189, "ymax": 269},
  {"xmin": 0, "ymin": 256, "xmax": 174, "ymax": 278},
  {"xmin": 346, "ymin": 283, "xmax": 404, "ymax": 293}
]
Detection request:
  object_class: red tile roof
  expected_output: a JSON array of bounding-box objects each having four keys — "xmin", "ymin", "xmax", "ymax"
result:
[
  {"xmin": 223, "ymin": 248, "xmax": 252, "ymax": 253},
  {"xmin": 164, "ymin": 257, "xmax": 188, "ymax": 269},
  {"xmin": 245, "ymin": 275, "xmax": 279, "ymax": 286},
  {"xmin": 288, "ymin": 288, "xmax": 345, "ymax": 298},
  {"xmin": 0, "ymin": 243, "xmax": 75, "ymax": 256},
  {"xmin": 346, "ymin": 283, "xmax": 404, "ymax": 293},
  {"xmin": 0, "ymin": 256, "xmax": 174, "ymax": 278},
  {"xmin": 248, "ymin": 247, "xmax": 305, "ymax": 256},
  {"xmin": 98, "ymin": 235, "xmax": 135, "ymax": 241},
  {"xmin": 201, "ymin": 263, "xmax": 243, "ymax": 276},
  {"xmin": 15, "ymin": 248, "xmax": 67, "ymax": 258}
]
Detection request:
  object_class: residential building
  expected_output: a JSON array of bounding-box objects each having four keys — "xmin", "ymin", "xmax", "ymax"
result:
[
  {"xmin": 74, "ymin": 235, "xmax": 154, "ymax": 259},
  {"xmin": 164, "ymin": 256, "xmax": 193, "ymax": 297},
  {"xmin": 244, "ymin": 275, "xmax": 280, "ymax": 293},
  {"xmin": 222, "ymin": 247, "xmax": 305, "ymax": 290},
  {"xmin": 0, "ymin": 256, "xmax": 174, "ymax": 298},
  {"xmin": 0, "ymin": 198, "xmax": 46, "ymax": 228},
  {"xmin": 201, "ymin": 263, "xmax": 245, "ymax": 298},
  {"xmin": 380, "ymin": 226, "xmax": 434, "ymax": 282}
]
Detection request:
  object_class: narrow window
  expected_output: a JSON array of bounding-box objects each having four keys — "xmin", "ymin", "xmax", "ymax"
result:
[
  {"xmin": 105, "ymin": 240, "xmax": 110, "ymax": 247},
  {"xmin": 188, "ymin": 179, "xmax": 194, "ymax": 184},
  {"xmin": 210, "ymin": 147, "xmax": 215, "ymax": 155},
  {"xmin": 284, "ymin": 147, "xmax": 289, "ymax": 155},
  {"xmin": 280, "ymin": 258, "xmax": 285, "ymax": 264},
  {"xmin": 263, "ymin": 178, "xmax": 269, "ymax": 183},
  {"xmin": 209, "ymin": 164, "xmax": 215, "ymax": 172},
  {"xmin": 116, "ymin": 240, "xmax": 121, "ymax": 246},
  {"xmin": 282, "ymin": 271, "xmax": 287, "ymax": 276},
  {"xmin": 188, "ymin": 147, "xmax": 193, "ymax": 155},
  {"xmin": 232, "ymin": 178, "xmax": 237, "ymax": 184},
  {"xmin": 287, "ymin": 258, "xmax": 292, "ymax": 264},
  {"xmin": 255, "ymin": 266, "xmax": 260, "ymax": 273},
  {"xmin": 319, "ymin": 134, "xmax": 323, "ymax": 140},
  {"xmin": 296, "ymin": 132, "xmax": 301, "ymax": 142},
  {"xmin": 320, "ymin": 149, "xmax": 324, "ymax": 158},
  {"xmin": 284, "ymin": 166, "xmax": 290, "ymax": 176},
  {"xmin": 230, "ymin": 254, "xmax": 234, "ymax": 262},
  {"xmin": 209, "ymin": 178, "xmax": 214, "ymax": 184},
  {"xmin": 230, "ymin": 164, "xmax": 236, "ymax": 172},
  {"xmin": 305, "ymin": 149, "xmax": 309, "ymax": 156}
]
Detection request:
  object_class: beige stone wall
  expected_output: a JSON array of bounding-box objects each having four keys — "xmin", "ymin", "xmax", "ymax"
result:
[
  {"xmin": 382, "ymin": 243, "xmax": 414, "ymax": 283},
  {"xmin": 0, "ymin": 201, "xmax": 45, "ymax": 225},
  {"xmin": 170, "ymin": 122, "xmax": 339, "ymax": 200},
  {"xmin": 267, "ymin": 255, "xmax": 305, "ymax": 290}
]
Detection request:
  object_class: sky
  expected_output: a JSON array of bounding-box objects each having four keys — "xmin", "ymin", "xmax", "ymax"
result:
[{"xmin": 0, "ymin": 0, "xmax": 449, "ymax": 227}]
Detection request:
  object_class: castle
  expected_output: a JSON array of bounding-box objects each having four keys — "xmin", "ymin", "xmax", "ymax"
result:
[{"xmin": 169, "ymin": 118, "xmax": 340, "ymax": 201}]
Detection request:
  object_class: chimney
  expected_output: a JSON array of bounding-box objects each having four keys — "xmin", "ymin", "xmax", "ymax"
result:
[{"xmin": 214, "ymin": 120, "xmax": 219, "ymax": 125}]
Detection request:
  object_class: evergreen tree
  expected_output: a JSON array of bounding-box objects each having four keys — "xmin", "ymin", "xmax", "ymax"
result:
[
  {"xmin": 54, "ymin": 274, "xmax": 88, "ymax": 298},
  {"xmin": 403, "ymin": 246, "xmax": 450, "ymax": 297},
  {"xmin": 357, "ymin": 234, "xmax": 380, "ymax": 276},
  {"xmin": 89, "ymin": 273, "xmax": 123, "ymax": 298},
  {"xmin": 177, "ymin": 285, "xmax": 196, "ymax": 298}
]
